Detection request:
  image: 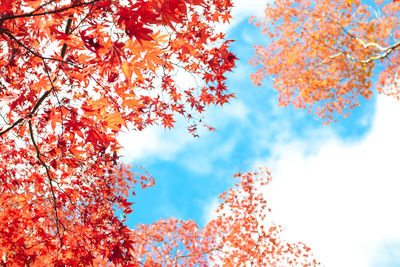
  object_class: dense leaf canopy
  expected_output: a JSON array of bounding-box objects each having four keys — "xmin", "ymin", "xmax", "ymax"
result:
[
  {"xmin": 0, "ymin": 0, "xmax": 236, "ymax": 264},
  {"xmin": 251, "ymin": 0, "xmax": 400, "ymax": 122}
]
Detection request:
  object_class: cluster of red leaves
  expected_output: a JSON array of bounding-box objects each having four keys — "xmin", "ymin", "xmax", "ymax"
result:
[
  {"xmin": 0, "ymin": 0, "xmax": 236, "ymax": 265},
  {"xmin": 250, "ymin": 0, "xmax": 400, "ymax": 123}
]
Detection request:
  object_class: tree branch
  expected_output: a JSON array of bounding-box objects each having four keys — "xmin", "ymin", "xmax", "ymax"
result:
[
  {"xmin": 69, "ymin": 3, "xmax": 95, "ymax": 34},
  {"xmin": 28, "ymin": 120, "xmax": 65, "ymax": 242},
  {"xmin": 0, "ymin": 13, "xmax": 75, "ymax": 137},
  {"xmin": 172, "ymin": 248, "xmax": 221, "ymax": 266},
  {"xmin": 1, "ymin": 30, "xmax": 82, "ymax": 69},
  {"xmin": 359, "ymin": 40, "xmax": 400, "ymax": 64},
  {"xmin": 0, "ymin": 118, "xmax": 24, "ymax": 136},
  {"xmin": 0, "ymin": 0, "xmax": 100, "ymax": 23},
  {"xmin": 0, "ymin": 90, "xmax": 52, "ymax": 137},
  {"xmin": 312, "ymin": 12, "xmax": 400, "ymax": 65}
]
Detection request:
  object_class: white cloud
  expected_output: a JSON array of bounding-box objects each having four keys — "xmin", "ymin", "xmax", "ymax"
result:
[
  {"xmin": 231, "ymin": 0, "xmax": 268, "ymax": 24},
  {"xmin": 217, "ymin": 0, "xmax": 269, "ymax": 33},
  {"xmin": 207, "ymin": 100, "xmax": 249, "ymax": 126},
  {"xmin": 257, "ymin": 95, "xmax": 400, "ymax": 266},
  {"xmin": 201, "ymin": 196, "xmax": 220, "ymax": 225},
  {"xmin": 118, "ymin": 123, "xmax": 192, "ymax": 163}
]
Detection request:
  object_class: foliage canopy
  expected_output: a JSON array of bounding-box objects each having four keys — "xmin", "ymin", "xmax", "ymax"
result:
[{"xmin": 251, "ymin": 0, "xmax": 400, "ymax": 122}]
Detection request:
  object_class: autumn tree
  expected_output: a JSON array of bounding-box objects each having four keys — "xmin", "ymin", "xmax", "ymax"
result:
[
  {"xmin": 0, "ymin": 0, "xmax": 236, "ymax": 264},
  {"xmin": 128, "ymin": 169, "xmax": 319, "ymax": 266},
  {"xmin": 250, "ymin": 0, "xmax": 400, "ymax": 123}
]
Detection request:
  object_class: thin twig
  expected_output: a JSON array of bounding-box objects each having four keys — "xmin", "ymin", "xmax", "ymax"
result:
[
  {"xmin": 32, "ymin": 0, "xmax": 58, "ymax": 14},
  {"xmin": 69, "ymin": 3, "xmax": 95, "ymax": 34},
  {"xmin": 89, "ymin": 74, "xmax": 122, "ymax": 110}
]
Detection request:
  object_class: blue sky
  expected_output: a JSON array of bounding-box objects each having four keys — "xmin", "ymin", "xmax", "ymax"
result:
[{"xmin": 119, "ymin": 1, "xmax": 400, "ymax": 266}]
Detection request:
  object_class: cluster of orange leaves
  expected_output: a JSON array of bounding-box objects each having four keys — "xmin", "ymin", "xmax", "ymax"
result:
[{"xmin": 250, "ymin": 0, "xmax": 400, "ymax": 123}]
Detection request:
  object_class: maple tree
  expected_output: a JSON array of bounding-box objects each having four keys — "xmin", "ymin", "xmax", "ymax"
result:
[
  {"xmin": 250, "ymin": 0, "xmax": 400, "ymax": 123},
  {"xmin": 0, "ymin": 0, "xmax": 237, "ymax": 264}
]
